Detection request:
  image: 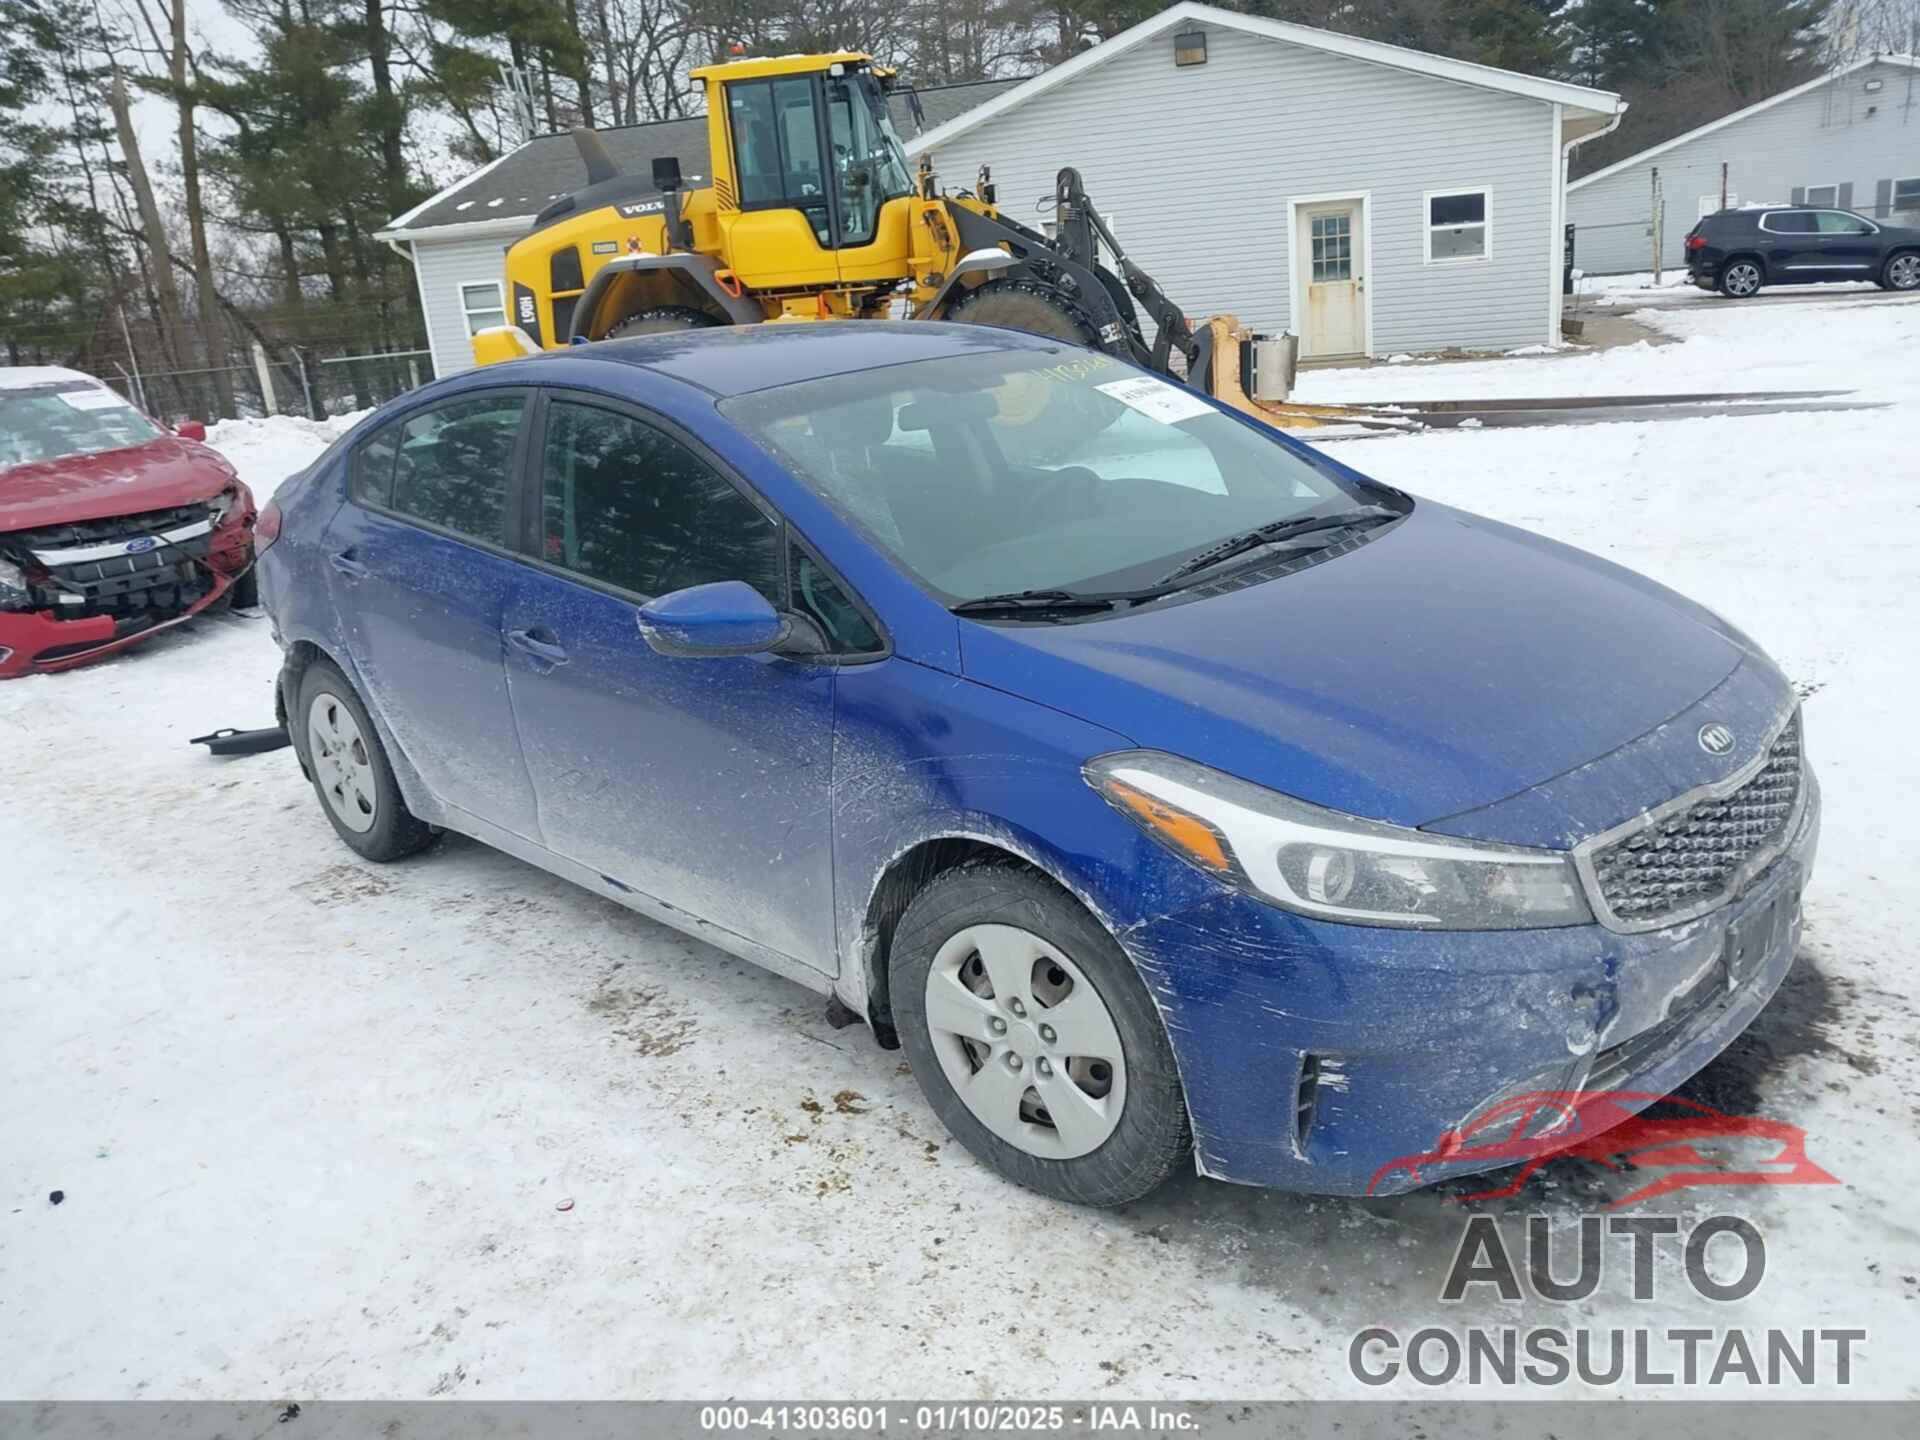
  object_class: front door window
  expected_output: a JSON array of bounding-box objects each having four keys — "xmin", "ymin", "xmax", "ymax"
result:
[
  {"xmin": 538, "ymin": 400, "xmax": 782, "ymax": 602},
  {"xmin": 1310, "ymin": 214, "xmax": 1352, "ymax": 282}
]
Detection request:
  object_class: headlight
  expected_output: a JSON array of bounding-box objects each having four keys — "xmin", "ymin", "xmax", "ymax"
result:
[
  {"xmin": 1085, "ymin": 751, "xmax": 1593, "ymax": 930},
  {"xmin": 0, "ymin": 557, "xmax": 30, "ymax": 609}
]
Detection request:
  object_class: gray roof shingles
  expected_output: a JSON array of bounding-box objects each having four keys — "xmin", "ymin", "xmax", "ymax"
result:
[{"xmin": 388, "ymin": 78, "xmax": 1021, "ymax": 234}]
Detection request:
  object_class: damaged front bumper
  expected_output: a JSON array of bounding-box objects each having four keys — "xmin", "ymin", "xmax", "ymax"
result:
[
  {"xmin": 1123, "ymin": 770, "xmax": 1822, "ymax": 1194},
  {"xmin": 0, "ymin": 501, "xmax": 255, "ymax": 679}
]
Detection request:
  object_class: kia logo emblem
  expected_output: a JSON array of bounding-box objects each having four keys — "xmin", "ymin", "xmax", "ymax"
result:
[{"xmin": 1698, "ymin": 723, "xmax": 1735, "ymax": 756}]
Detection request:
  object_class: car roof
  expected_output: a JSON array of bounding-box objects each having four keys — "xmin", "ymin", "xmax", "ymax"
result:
[
  {"xmin": 479, "ymin": 321, "xmax": 1062, "ymax": 399},
  {"xmin": 0, "ymin": 365, "xmax": 105, "ymax": 392}
]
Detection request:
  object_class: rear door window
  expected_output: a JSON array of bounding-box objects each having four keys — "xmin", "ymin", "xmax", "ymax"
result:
[
  {"xmin": 538, "ymin": 399, "xmax": 782, "ymax": 603},
  {"xmin": 384, "ymin": 393, "xmax": 526, "ymax": 547},
  {"xmin": 1761, "ymin": 211, "xmax": 1817, "ymax": 234}
]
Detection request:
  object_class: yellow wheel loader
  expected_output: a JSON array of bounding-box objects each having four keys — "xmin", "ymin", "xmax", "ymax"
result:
[{"xmin": 472, "ymin": 50, "xmax": 1243, "ymax": 401}]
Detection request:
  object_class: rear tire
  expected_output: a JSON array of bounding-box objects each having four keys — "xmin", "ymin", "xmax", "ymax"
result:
[
  {"xmin": 1718, "ymin": 259, "xmax": 1763, "ymax": 298},
  {"xmin": 890, "ymin": 862, "xmax": 1191, "ymax": 1207},
  {"xmin": 604, "ymin": 305, "xmax": 721, "ymax": 338},
  {"xmin": 1881, "ymin": 251, "xmax": 1920, "ymax": 291},
  {"xmin": 296, "ymin": 659, "xmax": 436, "ymax": 863}
]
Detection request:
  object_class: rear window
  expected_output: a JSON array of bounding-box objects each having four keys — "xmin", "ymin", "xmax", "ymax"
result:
[{"xmin": 1761, "ymin": 211, "xmax": 1818, "ymax": 234}]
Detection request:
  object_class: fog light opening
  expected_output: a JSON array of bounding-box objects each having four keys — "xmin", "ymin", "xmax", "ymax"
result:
[{"xmin": 1294, "ymin": 1053, "xmax": 1323, "ymax": 1151}]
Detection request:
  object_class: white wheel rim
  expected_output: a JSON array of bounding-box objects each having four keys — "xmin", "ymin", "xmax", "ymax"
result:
[
  {"xmin": 923, "ymin": 924, "xmax": 1127, "ymax": 1159},
  {"xmin": 1727, "ymin": 264, "xmax": 1759, "ymax": 295},
  {"xmin": 1891, "ymin": 256, "xmax": 1920, "ymax": 288},
  {"xmin": 306, "ymin": 692, "xmax": 378, "ymax": 834}
]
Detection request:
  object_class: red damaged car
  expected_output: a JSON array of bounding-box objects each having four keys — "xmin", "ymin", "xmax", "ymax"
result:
[{"xmin": 1, "ymin": 366, "xmax": 257, "ymax": 678}]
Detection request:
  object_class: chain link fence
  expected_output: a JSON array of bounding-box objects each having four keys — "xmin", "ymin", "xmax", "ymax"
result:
[
  {"xmin": 109, "ymin": 346, "xmax": 433, "ymax": 425},
  {"xmin": 5, "ymin": 294, "xmax": 435, "ymax": 425}
]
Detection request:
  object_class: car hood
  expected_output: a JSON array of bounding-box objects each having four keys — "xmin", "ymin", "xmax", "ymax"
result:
[
  {"xmin": 959, "ymin": 501, "xmax": 1775, "ymax": 835},
  {"xmin": 0, "ymin": 438, "xmax": 235, "ymax": 533}
]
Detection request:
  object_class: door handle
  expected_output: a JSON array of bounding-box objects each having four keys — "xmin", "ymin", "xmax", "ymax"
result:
[
  {"xmin": 329, "ymin": 550, "xmax": 369, "ymax": 580},
  {"xmin": 506, "ymin": 628, "xmax": 569, "ymax": 666}
]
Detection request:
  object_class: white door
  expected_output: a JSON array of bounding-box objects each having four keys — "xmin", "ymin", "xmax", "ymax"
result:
[{"xmin": 1298, "ymin": 200, "xmax": 1365, "ymax": 359}]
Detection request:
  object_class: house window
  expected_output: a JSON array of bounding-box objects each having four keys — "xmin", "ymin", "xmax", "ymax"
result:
[
  {"xmin": 1309, "ymin": 214, "xmax": 1352, "ymax": 282},
  {"xmin": 460, "ymin": 281, "xmax": 506, "ymax": 335},
  {"xmin": 1803, "ymin": 183, "xmax": 1840, "ymax": 207},
  {"xmin": 1425, "ymin": 189, "xmax": 1489, "ymax": 262},
  {"xmin": 1894, "ymin": 179, "xmax": 1920, "ymax": 214}
]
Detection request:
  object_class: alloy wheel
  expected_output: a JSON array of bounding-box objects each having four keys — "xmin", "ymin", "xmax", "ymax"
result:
[
  {"xmin": 1888, "ymin": 254, "xmax": 1920, "ymax": 290},
  {"xmin": 922, "ymin": 923, "xmax": 1127, "ymax": 1159},
  {"xmin": 307, "ymin": 692, "xmax": 378, "ymax": 833},
  {"xmin": 1723, "ymin": 262, "xmax": 1761, "ymax": 296}
]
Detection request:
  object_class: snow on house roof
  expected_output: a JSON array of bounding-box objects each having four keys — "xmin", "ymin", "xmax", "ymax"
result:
[{"xmin": 1569, "ymin": 55, "xmax": 1920, "ymax": 192}]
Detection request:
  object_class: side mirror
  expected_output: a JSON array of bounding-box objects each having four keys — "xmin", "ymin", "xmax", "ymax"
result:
[
  {"xmin": 176, "ymin": 420, "xmax": 208, "ymax": 441},
  {"xmin": 651, "ymin": 155, "xmax": 683, "ymax": 192},
  {"xmin": 636, "ymin": 580, "xmax": 789, "ymax": 658}
]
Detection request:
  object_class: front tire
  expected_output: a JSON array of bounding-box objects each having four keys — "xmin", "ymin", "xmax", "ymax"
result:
[
  {"xmin": 890, "ymin": 862, "xmax": 1191, "ymax": 1206},
  {"xmin": 1718, "ymin": 260, "xmax": 1763, "ymax": 298},
  {"xmin": 604, "ymin": 305, "xmax": 721, "ymax": 338},
  {"xmin": 943, "ymin": 281, "xmax": 1118, "ymax": 460},
  {"xmin": 227, "ymin": 565, "xmax": 259, "ymax": 610},
  {"xmin": 296, "ymin": 659, "xmax": 436, "ymax": 862}
]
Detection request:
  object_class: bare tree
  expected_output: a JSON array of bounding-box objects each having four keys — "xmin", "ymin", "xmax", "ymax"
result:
[{"xmin": 107, "ymin": 71, "xmax": 198, "ymax": 411}]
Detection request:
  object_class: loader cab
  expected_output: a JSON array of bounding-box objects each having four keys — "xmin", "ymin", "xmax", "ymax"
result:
[{"xmin": 699, "ymin": 53, "xmax": 918, "ymax": 290}]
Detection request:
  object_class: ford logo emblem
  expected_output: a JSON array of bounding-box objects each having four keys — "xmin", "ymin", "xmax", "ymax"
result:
[
  {"xmin": 124, "ymin": 536, "xmax": 159, "ymax": 554},
  {"xmin": 1698, "ymin": 723, "xmax": 1735, "ymax": 756}
]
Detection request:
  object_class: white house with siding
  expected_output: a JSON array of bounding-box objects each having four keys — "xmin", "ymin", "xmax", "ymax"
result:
[
  {"xmin": 380, "ymin": 1, "xmax": 1622, "ymax": 371},
  {"xmin": 904, "ymin": 3, "xmax": 1620, "ymax": 360},
  {"xmin": 1567, "ymin": 56, "xmax": 1920, "ymax": 275}
]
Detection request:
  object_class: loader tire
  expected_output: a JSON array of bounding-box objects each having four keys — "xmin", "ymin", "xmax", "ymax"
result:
[
  {"xmin": 605, "ymin": 305, "xmax": 721, "ymax": 338},
  {"xmin": 945, "ymin": 281, "xmax": 1115, "ymax": 461},
  {"xmin": 945, "ymin": 280, "xmax": 1105, "ymax": 349}
]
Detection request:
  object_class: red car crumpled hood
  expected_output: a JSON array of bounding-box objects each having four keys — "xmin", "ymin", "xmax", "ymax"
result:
[{"xmin": 0, "ymin": 437, "xmax": 235, "ymax": 532}]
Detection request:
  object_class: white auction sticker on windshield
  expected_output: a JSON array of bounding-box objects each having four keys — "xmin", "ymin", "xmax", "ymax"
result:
[
  {"xmin": 1095, "ymin": 376, "xmax": 1215, "ymax": 424},
  {"xmin": 56, "ymin": 387, "xmax": 131, "ymax": 412}
]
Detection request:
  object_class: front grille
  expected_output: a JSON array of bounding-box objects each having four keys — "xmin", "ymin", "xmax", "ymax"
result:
[
  {"xmin": 11, "ymin": 502, "xmax": 207, "ymax": 551},
  {"xmin": 1588, "ymin": 713, "xmax": 1802, "ymax": 927},
  {"xmin": 10, "ymin": 501, "xmax": 216, "ymax": 621}
]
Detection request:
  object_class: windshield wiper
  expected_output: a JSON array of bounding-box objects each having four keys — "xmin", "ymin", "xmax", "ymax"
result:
[
  {"xmin": 1155, "ymin": 507, "xmax": 1402, "ymax": 586},
  {"xmin": 949, "ymin": 588, "xmax": 1126, "ymax": 617}
]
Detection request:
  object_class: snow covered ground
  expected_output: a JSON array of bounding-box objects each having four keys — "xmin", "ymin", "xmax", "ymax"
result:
[{"xmin": 4, "ymin": 297, "xmax": 1917, "ymax": 1402}]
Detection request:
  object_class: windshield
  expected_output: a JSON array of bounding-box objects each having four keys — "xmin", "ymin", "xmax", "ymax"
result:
[
  {"xmin": 828, "ymin": 73, "xmax": 915, "ymax": 246},
  {"xmin": 722, "ymin": 347, "xmax": 1378, "ymax": 603},
  {"xmin": 1, "ymin": 385, "xmax": 164, "ymax": 470}
]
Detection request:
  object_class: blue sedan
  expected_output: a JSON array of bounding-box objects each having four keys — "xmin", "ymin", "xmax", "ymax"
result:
[{"xmin": 256, "ymin": 323, "xmax": 1818, "ymax": 1205}]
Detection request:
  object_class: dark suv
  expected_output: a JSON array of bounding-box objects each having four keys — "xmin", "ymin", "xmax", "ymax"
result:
[{"xmin": 1686, "ymin": 205, "xmax": 1920, "ymax": 297}]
